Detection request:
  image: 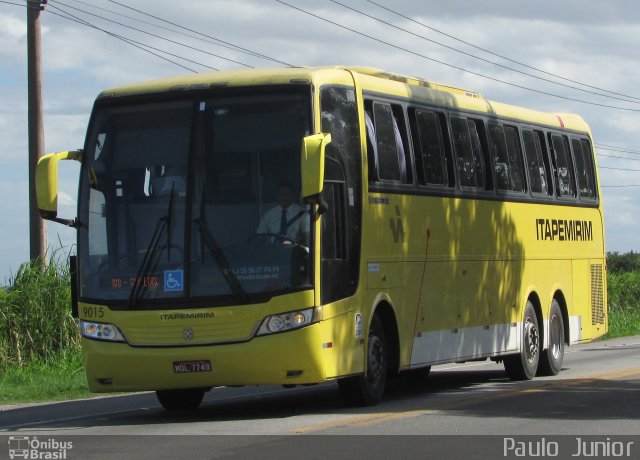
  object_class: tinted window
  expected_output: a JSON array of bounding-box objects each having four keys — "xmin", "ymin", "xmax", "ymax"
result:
[
  {"xmin": 451, "ymin": 117, "xmax": 485, "ymax": 189},
  {"xmin": 321, "ymin": 177, "xmax": 347, "ymax": 260},
  {"xmin": 368, "ymin": 102, "xmax": 408, "ymax": 182},
  {"xmin": 522, "ymin": 130, "xmax": 550, "ymax": 195},
  {"xmin": 321, "ymin": 86, "xmax": 362, "ymax": 302},
  {"xmin": 413, "ymin": 110, "xmax": 448, "ymax": 186},
  {"xmin": 489, "ymin": 124, "xmax": 510, "ymax": 190},
  {"xmin": 489, "ymin": 124, "xmax": 525, "ymax": 192},
  {"xmin": 551, "ymin": 134, "xmax": 576, "ymax": 198},
  {"xmin": 572, "ymin": 138, "xmax": 597, "ymax": 200},
  {"xmin": 504, "ymin": 126, "xmax": 526, "ymax": 192}
]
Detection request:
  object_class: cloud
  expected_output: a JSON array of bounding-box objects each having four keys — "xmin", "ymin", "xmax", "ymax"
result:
[{"xmin": 0, "ymin": 13, "xmax": 26, "ymax": 62}]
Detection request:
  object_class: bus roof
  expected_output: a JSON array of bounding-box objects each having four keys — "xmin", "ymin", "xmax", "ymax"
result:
[{"xmin": 98, "ymin": 65, "xmax": 590, "ymax": 133}]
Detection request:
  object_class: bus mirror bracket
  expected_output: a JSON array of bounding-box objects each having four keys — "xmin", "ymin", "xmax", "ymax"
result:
[
  {"xmin": 301, "ymin": 133, "xmax": 331, "ymax": 211},
  {"xmin": 36, "ymin": 149, "xmax": 83, "ymax": 228}
]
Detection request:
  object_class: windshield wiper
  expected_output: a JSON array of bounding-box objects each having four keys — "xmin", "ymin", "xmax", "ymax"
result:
[
  {"xmin": 194, "ymin": 191, "xmax": 249, "ymax": 304},
  {"xmin": 128, "ymin": 185, "xmax": 175, "ymax": 307}
]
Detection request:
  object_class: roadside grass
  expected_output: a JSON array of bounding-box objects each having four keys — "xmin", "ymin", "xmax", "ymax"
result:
[
  {"xmin": 0, "ymin": 253, "xmax": 88, "ymax": 405},
  {"xmin": 0, "ymin": 351, "xmax": 91, "ymax": 405},
  {"xmin": 606, "ymin": 307, "xmax": 640, "ymax": 340},
  {"xmin": 0, "ymin": 254, "xmax": 80, "ymax": 368},
  {"xmin": 605, "ymin": 271, "xmax": 640, "ymax": 339}
]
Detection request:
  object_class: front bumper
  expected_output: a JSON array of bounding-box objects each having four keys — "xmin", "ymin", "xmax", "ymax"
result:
[{"xmin": 83, "ymin": 323, "xmax": 326, "ymax": 392}]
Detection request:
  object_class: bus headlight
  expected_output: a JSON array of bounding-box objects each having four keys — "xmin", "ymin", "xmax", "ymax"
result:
[
  {"xmin": 257, "ymin": 307, "xmax": 321, "ymax": 336},
  {"xmin": 79, "ymin": 320, "xmax": 127, "ymax": 343}
]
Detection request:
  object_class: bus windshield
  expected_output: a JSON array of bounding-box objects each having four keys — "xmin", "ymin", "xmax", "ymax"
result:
[{"xmin": 78, "ymin": 90, "xmax": 313, "ymax": 307}]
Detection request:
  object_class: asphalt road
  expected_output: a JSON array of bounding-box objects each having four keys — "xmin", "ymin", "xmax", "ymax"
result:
[{"xmin": 1, "ymin": 336, "xmax": 639, "ymax": 459}]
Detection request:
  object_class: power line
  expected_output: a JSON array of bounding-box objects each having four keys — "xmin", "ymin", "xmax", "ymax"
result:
[
  {"xmin": 49, "ymin": 8, "xmax": 200, "ymax": 72},
  {"xmin": 0, "ymin": 1, "xmax": 23, "ymax": 7},
  {"xmin": 48, "ymin": 7, "xmax": 202, "ymax": 73},
  {"xmin": 596, "ymin": 144, "xmax": 640, "ymax": 156},
  {"xmin": 103, "ymin": 0, "xmax": 294, "ymax": 67},
  {"xmin": 63, "ymin": 0, "xmax": 289, "ymax": 66},
  {"xmin": 51, "ymin": 0, "xmax": 254, "ymax": 69},
  {"xmin": 600, "ymin": 166, "xmax": 640, "ymax": 172},
  {"xmin": 273, "ymin": 0, "xmax": 640, "ymax": 112},
  {"xmin": 598, "ymin": 153, "xmax": 640, "ymax": 162},
  {"xmin": 329, "ymin": 0, "xmax": 640, "ymax": 105},
  {"xmin": 365, "ymin": 0, "xmax": 640, "ymax": 103}
]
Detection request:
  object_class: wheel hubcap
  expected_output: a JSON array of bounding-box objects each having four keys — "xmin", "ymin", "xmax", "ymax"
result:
[{"xmin": 524, "ymin": 318, "xmax": 539, "ymax": 363}]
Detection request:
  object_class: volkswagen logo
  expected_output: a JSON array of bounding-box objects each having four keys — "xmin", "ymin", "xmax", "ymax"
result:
[{"xmin": 183, "ymin": 328, "xmax": 193, "ymax": 340}]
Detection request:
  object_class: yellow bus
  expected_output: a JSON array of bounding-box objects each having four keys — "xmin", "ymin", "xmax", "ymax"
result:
[{"xmin": 36, "ymin": 66, "xmax": 606, "ymax": 409}]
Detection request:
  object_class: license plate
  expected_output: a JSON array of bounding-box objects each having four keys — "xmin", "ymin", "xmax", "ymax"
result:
[{"xmin": 172, "ymin": 360, "xmax": 212, "ymax": 374}]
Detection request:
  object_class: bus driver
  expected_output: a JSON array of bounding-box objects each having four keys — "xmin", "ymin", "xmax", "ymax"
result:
[{"xmin": 257, "ymin": 182, "xmax": 309, "ymax": 245}]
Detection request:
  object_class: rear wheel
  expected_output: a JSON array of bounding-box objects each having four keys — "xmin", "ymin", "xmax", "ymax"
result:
[
  {"xmin": 156, "ymin": 388, "xmax": 205, "ymax": 411},
  {"xmin": 538, "ymin": 299, "xmax": 565, "ymax": 376},
  {"xmin": 504, "ymin": 301, "xmax": 540, "ymax": 380},
  {"xmin": 338, "ymin": 315, "xmax": 387, "ymax": 406}
]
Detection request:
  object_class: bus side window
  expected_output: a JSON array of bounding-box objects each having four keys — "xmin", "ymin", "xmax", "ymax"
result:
[
  {"xmin": 321, "ymin": 157, "xmax": 348, "ymax": 260},
  {"xmin": 504, "ymin": 126, "xmax": 526, "ymax": 192},
  {"xmin": 411, "ymin": 109, "xmax": 450, "ymax": 186},
  {"xmin": 489, "ymin": 124, "xmax": 526, "ymax": 193},
  {"xmin": 550, "ymin": 134, "xmax": 576, "ymax": 198},
  {"xmin": 522, "ymin": 129, "xmax": 551, "ymax": 196},
  {"xmin": 489, "ymin": 124, "xmax": 510, "ymax": 190},
  {"xmin": 451, "ymin": 116, "xmax": 486, "ymax": 190},
  {"xmin": 572, "ymin": 138, "xmax": 597, "ymax": 200},
  {"xmin": 366, "ymin": 101, "xmax": 410, "ymax": 184}
]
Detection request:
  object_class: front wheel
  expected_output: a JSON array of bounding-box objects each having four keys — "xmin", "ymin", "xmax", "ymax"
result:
[
  {"xmin": 504, "ymin": 301, "xmax": 540, "ymax": 380},
  {"xmin": 538, "ymin": 299, "xmax": 565, "ymax": 376},
  {"xmin": 156, "ymin": 388, "xmax": 205, "ymax": 411},
  {"xmin": 338, "ymin": 315, "xmax": 387, "ymax": 406}
]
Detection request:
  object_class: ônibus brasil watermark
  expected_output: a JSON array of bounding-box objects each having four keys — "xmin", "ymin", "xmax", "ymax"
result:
[{"xmin": 7, "ymin": 436, "xmax": 73, "ymax": 459}]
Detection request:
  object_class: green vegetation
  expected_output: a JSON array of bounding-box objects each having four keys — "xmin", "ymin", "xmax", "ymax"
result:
[
  {"xmin": 0, "ymin": 254, "xmax": 80, "ymax": 367},
  {"xmin": 1, "ymin": 251, "xmax": 640, "ymax": 404},
  {"xmin": 606, "ymin": 251, "xmax": 640, "ymax": 275},
  {"xmin": 605, "ymin": 264, "xmax": 640, "ymax": 339},
  {"xmin": 0, "ymin": 253, "xmax": 88, "ymax": 405},
  {"xmin": 0, "ymin": 351, "xmax": 90, "ymax": 404}
]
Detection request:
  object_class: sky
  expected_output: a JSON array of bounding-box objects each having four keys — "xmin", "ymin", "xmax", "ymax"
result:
[{"xmin": 1, "ymin": 0, "xmax": 640, "ymax": 283}]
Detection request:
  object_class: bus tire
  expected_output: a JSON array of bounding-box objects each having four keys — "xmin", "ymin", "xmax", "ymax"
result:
[
  {"xmin": 337, "ymin": 315, "xmax": 387, "ymax": 406},
  {"xmin": 156, "ymin": 388, "xmax": 205, "ymax": 411},
  {"xmin": 504, "ymin": 301, "xmax": 540, "ymax": 380},
  {"xmin": 538, "ymin": 300, "xmax": 565, "ymax": 376}
]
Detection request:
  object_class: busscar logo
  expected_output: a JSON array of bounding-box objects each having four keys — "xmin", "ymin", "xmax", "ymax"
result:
[{"xmin": 8, "ymin": 436, "xmax": 73, "ymax": 459}]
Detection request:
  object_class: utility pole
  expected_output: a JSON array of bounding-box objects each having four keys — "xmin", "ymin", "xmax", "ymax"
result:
[{"xmin": 27, "ymin": 0, "xmax": 47, "ymax": 262}]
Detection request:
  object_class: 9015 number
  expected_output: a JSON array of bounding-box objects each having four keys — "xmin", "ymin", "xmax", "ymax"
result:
[{"xmin": 82, "ymin": 306, "xmax": 105, "ymax": 319}]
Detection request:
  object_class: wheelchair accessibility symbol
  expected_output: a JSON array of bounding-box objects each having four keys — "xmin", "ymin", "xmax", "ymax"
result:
[{"xmin": 164, "ymin": 270, "xmax": 184, "ymax": 292}]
